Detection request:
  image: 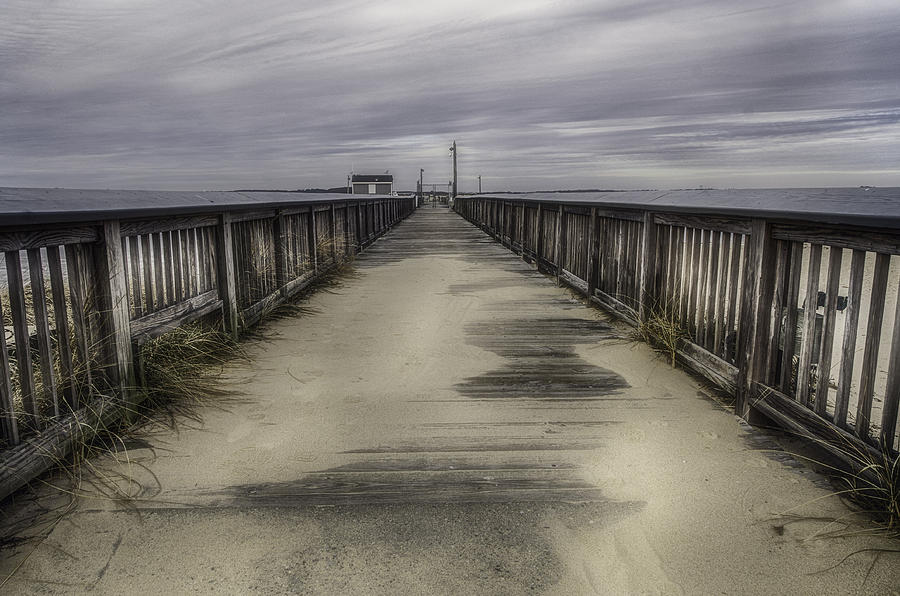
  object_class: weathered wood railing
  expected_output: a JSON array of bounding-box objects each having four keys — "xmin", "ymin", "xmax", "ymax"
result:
[
  {"xmin": 0, "ymin": 190, "xmax": 414, "ymax": 499},
  {"xmin": 455, "ymin": 194, "xmax": 900, "ymax": 465}
]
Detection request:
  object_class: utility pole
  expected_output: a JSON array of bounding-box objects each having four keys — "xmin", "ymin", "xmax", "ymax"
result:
[
  {"xmin": 478, "ymin": 175, "xmax": 482, "ymax": 194},
  {"xmin": 418, "ymin": 168, "xmax": 424, "ymax": 205},
  {"xmin": 449, "ymin": 140, "xmax": 457, "ymax": 199}
]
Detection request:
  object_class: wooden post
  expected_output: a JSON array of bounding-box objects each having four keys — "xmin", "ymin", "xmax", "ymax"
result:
[
  {"xmin": 586, "ymin": 208, "xmax": 600, "ymax": 298},
  {"xmin": 330, "ymin": 204, "xmax": 338, "ymax": 261},
  {"xmin": 555, "ymin": 205, "xmax": 566, "ymax": 283},
  {"xmin": 735, "ymin": 219, "xmax": 777, "ymax": 420},
  {"xmin": 308, "ymin": 208, "xmax": 319, "ymax": 273},
  {"xmin": 93, "ymin": 220, "xmax": 135, "ymax": 411},
  {"xmin": 215, "ymin": 213, "xmax": 239, "ymax": 339},
  {"xmin": 519, "ymin": 202, "xmax": 526, "ymax": 256},
  {"xmin": 638, "ymin": 211, "xmax": 659, "ymax": 322},
  {"xmin": 535, "ymin": 203, "xmax": 544, "ymax": 265},
  {"xmin": 273, "ymin": 211, "xmax": 287, "ymax": 294}
]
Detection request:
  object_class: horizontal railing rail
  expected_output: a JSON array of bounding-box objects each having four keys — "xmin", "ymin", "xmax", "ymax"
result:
[
  {"xmin": 454, "ymin": 194, "xmax": 900, "ymax": 468},
  {"xmin": 0, "ymin": 191, "xmax": 415, "ymax": 499}
]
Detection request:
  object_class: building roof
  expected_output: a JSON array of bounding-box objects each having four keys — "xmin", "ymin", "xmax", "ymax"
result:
[{"xmin": 352, "ymin": 174, "xmax": 393, "ymax": 183}]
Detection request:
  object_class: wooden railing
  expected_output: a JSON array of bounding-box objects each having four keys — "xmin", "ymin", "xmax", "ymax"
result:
[
  {"xmin": 454, "ymin": 195, "xmax": 900, "ymax": 466},
  {"xmin": 0, "ymin": 192, "xmax": 415, "ymax": 499}
]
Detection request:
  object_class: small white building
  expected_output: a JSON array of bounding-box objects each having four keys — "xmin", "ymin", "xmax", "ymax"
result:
[{"xmin": 351, "ymin": 174, "xmax": 393, "ymax": 195}]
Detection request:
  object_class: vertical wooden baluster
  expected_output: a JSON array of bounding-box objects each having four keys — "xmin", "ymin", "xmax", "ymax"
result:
[
  {"xmin": 172, "ymin": 231, "xmax": 183, "ymax": 302},
  {"xmin": 152, "ymin": 232, "xmax": 165, "ymax": 308},
  {"xmin": 797, "ymin": 244, "xmax": 823, "ymax": 407},
  {"xmin": 814, "ymin": 247, "xmax": 843, "ymax": 416},
  {"xmin": 856, "ymin": 253, "xmax": 890, "ymax": 440},
  {"xmin": 163, "ymin": 231, "xmax": 175, "ymax": 305},
  {"xmin": 778, "ymin": 242, "xmax": 803, "ymax": 393},
  {"xmin": 880, "ymin": 274, "xmax": 900, "ymax": 449},
  {"xmin": 0, "ymin": 291, "xmax": 19, "ymax": 444},
  {"xmin": 26, "ymin": 249, "xmax": 59, "ymax": 419},
  {"xmin": 713, "ymin": 232, "xmax": 730, "ymax": 357},
  {"xmin": 47, "ymin": 246, "xmax": 75, "ymax": 410},
  {"xmin": 128, "ymin": 236, "xmax": 143, "ymax": 318},
  {"xmin": 64, "ymin": 244, "xmax": 91, "ymax": 408},
  {"xmin": 833, "ymin": 250, "xmax": 865, "ymax": 428},
  {"xmin": 703, "ymin": 231, "xmax": 721, "ymax": 351},
  {"xmin": 141, "ymin": 234, "xmax": 155, "ymax": 313}
]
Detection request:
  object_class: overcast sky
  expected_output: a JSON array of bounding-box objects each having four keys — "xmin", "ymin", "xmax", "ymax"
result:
[{"xmin": 1, "ymin": 0, "xmax": 899, "ymax": 192}]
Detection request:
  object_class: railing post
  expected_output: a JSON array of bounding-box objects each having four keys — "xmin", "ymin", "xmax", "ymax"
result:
[
  {"xmin": 519, "ymin": 202, "xmax": 526, "ymax": 256},
  {"xmin": 555, "ymin": 205, "xmax": 566, "ymax": 284},
  {"xmin": 330, "ymin": 203, "xmax": 338, "ymax": 261},
  {"xmin": 535, "ymin": 203, "xmax": 544, "ymax": 266},
  {"xmin": 308, "ymin": 208, "xmax": 319, "ymax": 273},
  {"xmin": 586, "ymin": 208, "xmax": 600, "ymax": 299},
  {"xmin": 93, "ymin": 220, "xmax": 135, "ymax": 409},
  {"xmin": 215, "ymin": 213, "xmax": 239, "ymax": 338},
  {"xmin": 273, "ymin": 211, "xmax": 287, "ymax": 295},
  {"xmin": 735, "ymin": 218, "xmax": 776, "ymax": 420},
  {"xmin": 638, "ymin": 211, "xmax": 659, "ymax": 322}
]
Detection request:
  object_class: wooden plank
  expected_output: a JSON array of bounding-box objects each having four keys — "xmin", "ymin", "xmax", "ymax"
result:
[
  {"xmin": 678, "ymin": 340, "xmax": 739, "ymax": 394},
  {"xmin": 273, "ymin": 213, "xmax": 287, "ymax": 292},
  {"xmin": 796, "ymin": 244, "xmax": 823, "ymax": 407},
  {"xmin": 638, "ymin": 211, "xmax": 658, "ymax": 322},
  {"xmin": 586, "ymin": 209, "xmax": 600, "ymax": 297},
  {"xmin": 5, "ymin": 251, "xmax": 39, "ymax": 426},
  {"xmin": 695, "ymin": 229, "xmax": 710, "ymax": 342},
  {"xmin": 130, "ymin": 289, "xmax": 222, "ymax": 342},
  {"xmin": 330, "ymin": 204, "xmax": 338, "ymax": 261},
  {"xmin": 778, "ymin": 242, "xmax": 803, "ymax": 392},
  {"xmin": 553, "ymin": 205, "xmax": 564, "ymax": 278},
  {"xmin": 172, "ymin": 231, "xmax": 184, "ymax": 303},
  {"xmin": 772, "ymin": 224, "xmax": 900, "ymax": 256},
  {"xmin": 46, "ymin": 246, "xmax": 75, "ymax": 410},
  {"xmin": 92, "ymin": 221, "xmax": 134, "ymax": 410},
  {"xmin": 592, "ymin": 208, "xmax": 642, "ymax": 222},
  {"xmin": 725, "ymin": 234, "xmax": 744, "ymax": 362},
  {"xmin": 814, "ymin": 247, "xmax": 843, "ymax": 416},
  {"xmin": 686, "ymin": 228, "xmax": 702, "ymax": 335},
  {"xmin": 735, "ymin": 219, "xmax": 777, "ymax": 420},
  {"xmin": 187, "ymin": 228, "xmax": 200, "ymax": 296},
  {"xmin": 162, "ymin": 231, "xmax": 175, "ymax": 305},
  {"xmin": 751, "ymin": 383, "xmax": 882, "ymax": 483},
  {"xmin": 713, "ymin": 231, "xmax": 729, "ymax": 357},
  {"xmin": 128, "ymin": 236, "xmax": 143, "ymax": 318},
  {"xmin": 679, "ymin": 227, "xmax": 694, "ymax": 325},
  {"xmin": 151, "ymin": 233, "xmax": 165, "ymax": 307},
  {"xmin": 702, "ymin": 231, "xmax": 721, "ymax": 351},
  {"xmin": 880, "ymin": 273, "xmax": 900, "ymax": 449},
  {"xmin": 229, "ymin": 209, "xmax": 277, "ymax": 224},
  {"xmin": 653, "ymin": 213, "xmax": 751, "ymax": 235},
  {"xmin": 120, "ymin": 215, "xmax": 218, "ymax": 237},
  {"xmin": 833, "ymin": 250, "xmax": 866, "ymax": 428},
  {"xmin": 855, "ymin": 252, "xmax": 891, "ymax": 440},
  {"xmin": 0, "ymin": 294, "xmax": 19, "ymax": 445},
  {"xmin": 64, "ymin": 244, "xmax": 91, "ymax": 409},
  {"xmin": 762, "ymin": 240, "xmax": 789, "ymax": 385},
  {"xmin": 308, "ymin": 208, "xmax": 318, "ymax": 273},
  {"xmin": 0, "ymin": 227, "xmax": 98, "ymax": 252},
  {"xmin": 215, "ymin": 214, "xmax": 239, "ymax": 338},
  {"xmin": 535, "ymin": 204, "xmax": 544, "ymax": 262},
  {"xmin": 140, "ymin": 234, "xmax": 155, "ymax": 312}
]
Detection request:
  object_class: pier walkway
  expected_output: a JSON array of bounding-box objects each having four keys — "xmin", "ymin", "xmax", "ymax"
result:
[{"xmin": 3, "ymin": 208, "xmax": 899, "ymax": 594}]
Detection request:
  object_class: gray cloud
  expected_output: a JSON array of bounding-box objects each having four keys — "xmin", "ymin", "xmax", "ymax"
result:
[{"xmin": 1, "ymin": 0, "xmax": 899, "ymax": 192}]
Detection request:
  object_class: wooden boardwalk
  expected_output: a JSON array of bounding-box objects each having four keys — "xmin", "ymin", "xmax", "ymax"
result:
[{"xmin": 2, "ymin": 208, "xmax": 899, "ymax": 594}]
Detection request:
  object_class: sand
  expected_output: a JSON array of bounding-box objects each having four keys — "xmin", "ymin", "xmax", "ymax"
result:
[{"xmin": 1, "ymin": 208, "xmax": 898, "ymax": 595}]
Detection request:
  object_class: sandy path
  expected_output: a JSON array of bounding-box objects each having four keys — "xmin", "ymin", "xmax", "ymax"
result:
[{"xmin": 1, "ymin": 208, "xmax": 898, "ymax": 594}]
